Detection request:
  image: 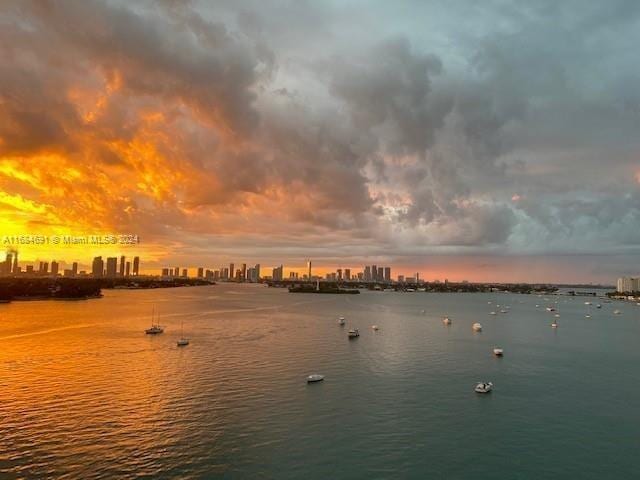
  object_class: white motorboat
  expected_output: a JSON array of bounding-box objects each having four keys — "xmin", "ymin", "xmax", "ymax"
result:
[
  {"xmin": 584, "ymin": 301, "xmax": 592, "ymax": 306},
  {"xmin": 421, "ymin": 309, "xmax": 426, "ymax": 314},
  {"xmin": 554, "ymin": 313, "xmax": 560, "ymax": 318},
  {"xmin": 613, "ymin": 310, "xmax": 622, "ymax": 315},
  {"xmin": 348, "ymin": 329, "xmax": 360, "ymax": 338},
  {"xmin": 546, "ymin": 307, "xmax": 556, "ymax": 312},
  {"xmin": 596, "ymin": 304, "xmax": 602, "ymax": 309},
  {"xmin": 493, "ymin": 348, "xmax": 503, "ymax": 356},
  {"xmin": 307, "ymin": 374, "xmax": 324, "ymax": 383},
  {"xmin": 177, "ymin": 321, "xmax": 189, "ymax": 347},
  {"xmin": 585, "ymin": 314, "xmax": 591, "ymax": 318},
  {"xmin": 372, "ymin": 325, "xmax": 379, "ymax": 331},
  {"xmin": 475, "ymin": 382, "xmax": 493, "ymax": 393},
  {"xmin": 443, "ymin": 317, "xmax": 452, "ymax": 325},
  {"xmin": 489, "ymin": 311, "xmax": 497, "ymax": 315},
  {"xmin": 338, "ymin": 316, "xmax": 346, "ymax": 325},
  {"xmin": 500, "ymin": 309, "xmax": 508, "ymax": 314},
  {"xmin": 551, "ymin": 320, "xmax": 558, "ymax": 328},
  {"xmin": 472, "ymin": 322, "xmax": 482, "ymax": 332}
]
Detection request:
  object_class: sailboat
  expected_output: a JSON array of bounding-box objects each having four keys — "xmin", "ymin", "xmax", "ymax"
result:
[
  {"xmin": 145, "ymin": 307, "xmax": 164, "ymax": 334},
  {"xmin": 177, "ymin": 320, "xmax": 189, "ymax": 346}
]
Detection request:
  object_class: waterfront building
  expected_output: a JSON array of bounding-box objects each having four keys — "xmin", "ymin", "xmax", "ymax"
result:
[
  {"xmin": 364, "ymin": 266, "xmax": 371, "ymax": 281},
  {"xmin": 12, "ymin": 251, "xmax": 18, "ymax": 274},
  {"xmin": 344, "ymin": 268, "xmax": 351, "ymax": 282},
  {"xmin": 51, "ymin": 261, "xmax": 59, "ymax": 276},
  {"xmin": 384, "ymin": 267, "xmax": 391, "ymax": 282},
  {"xmin": 229, "ymin": 263, "xmax": 234, "ymax": 281},
  {"xmin": 617, "ymin": 277, "xmax": 639, "ymax": 293},
  {"xmin": 272, "ymin": 265, "xmax": 284, "ymax": 281},
  {"xmin": 125, "ymin": 262, "xmax": 130, "ymax": 276},
  {"xmin": 162, "ymin": 268, "xmax": 169, "ymax": 276},
  {"xmin": 72, "ymin": 262, "xmax": 78, "ymax": 276},
  {"xmin": 182, "ymin": 268, "xmax": 188, "ymax": 277},
  {"xmin": 132, "ymin": 256, "xmax": 140, "ymax": 276},
  {"xmin": 106, "ymin": 257, "xmax": 118, "ymax": 277},
  {"xmin": 197, "ymin": 267, "xmax": 204, "ymax": 278},
  {"xmin": 92, "ymin": 257, "xmax": 104, "ymax": 277},
  {"xmin": 26, "ymin": 265, "xmax": 34, "ymax": 274},
  {"xmin": 119, "ymin": 256, "xmax": 125, "ymax": 276},
  {"xmin": 398, "ymin": 275, "xmax": 404, "ymax": 283}
]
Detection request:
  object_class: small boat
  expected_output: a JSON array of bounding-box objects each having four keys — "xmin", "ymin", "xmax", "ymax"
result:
[
  {"xmin": 338, "ymin": 317, "xmax": 346, "ymax": 325},
  {"xmin": 551, "ymin": 321, "xmax": 558, "ymax": 328},
  {"xmin": 585, "ymin": 314, "xmax": 591, "ymax": 318},
  {"xmin": 348, "ymin": 329, "xmax": 360, "ymax": 338},
  {"xmin": 596, "ymin": 304, "xmax": 602, "ymax": 309},
  {"xmin": 177, "ymin": 321, "xmax": 189, "ymax": 347},
  {"xmin": 613, "ymin": 310, "xmax": 622, "ymax": 315},
  {"xmin": 493, "ymin": 348, "xmax": 503, "ymax": 356},
  {"xmin": 443, "ymin": 317, "xmax": 452, "ymax": 325},
  {"xmin": 420, "ymin": 309, "xmax": 426, "ymax": 314},
  {"xmin": 535, "ymin": 304, "xmax": 540, "ymax": 308},
  {"xmin": 472, "ymin": 322, "xmax": 482, "ymax": 332},
  {"xmin": 584, "ymin": 301, "xmax": 592, "ymax": 306},
  {"xmin": 554, "ymin": 313, "xmax": 560, "ymax": 318},
  {"xmin": 307, "ymin": 374, "xmax": 324, "ymax": 383},
  {"xmin": 475, "ymin": 382, "xmax": 493, "ymax": 393},
  {"xmin": 500, "ymin": 309, "xmax": 508, "ymax": 314},
  {"xmin": 489, "ymin": 311, "xmax": 497, "ymax": 315},
  {"xmin": 372, "ymin": 325, "xmax": 379, "ymax": 331},
  {"xmin": 546, "ymin": 307, "xmax": 556, "ymax": 312},
  {"xmin": 145, "ymin": 307, "xmax": 164, "ymax": 334}
]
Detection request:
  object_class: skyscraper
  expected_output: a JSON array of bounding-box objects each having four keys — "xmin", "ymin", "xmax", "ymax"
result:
[
  {"xmin": 106, "ymin": 257, "xmax": 117, "ymax": 277},
  {"xmin": 119, "ymin": 255, "xmax": 125, "ymax": 276},
  {"xmin": 12, "ymin": 251, "xmax": 18, "ymax": 274},
  {"xmin": 132, "ymin": 256, "xmax": 140, "ymax": 276},
  {"xmin": 92, "ymin": 256, "xmax": 104, "ymax": 277},
  {"xmin": 307, "ymin": 260, "xmax": 312, "ymax": 280},
  {"xmin": 344, "ymin": 268, "xmax": 351, "ymax": 282},
  {"xmin": 125, "ymin": 261, "xmax": 130, "ymax": 276},
  {"xmin": 364, "ymin": 265, "xmax": 371, "ymax": 282},
  {"xmin": 72, "ymin": 262, "xmax": 78, "ymax": 276},
  {"xmin": 51, "ymin": 261, "xmax": 59, "ymax": 276},
  {"xmin": 384, "ymin": 267, "xmax": 391, "ymax": 282},
  {"xmin": 197, "ymin": 267, "xmax": 204, "ymax": 278},
  {"xmin": 229, "ymin": 263, "xmax": 234, "ymax": 281},
  {"xmin": 241, "ymin": 263, "xmax": 246, "ymax": 281}
]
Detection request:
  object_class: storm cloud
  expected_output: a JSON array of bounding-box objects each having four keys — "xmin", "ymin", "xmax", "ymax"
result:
[{"xmin": 1, "ymin": 0, "xmax": 639, "ymax": 282}]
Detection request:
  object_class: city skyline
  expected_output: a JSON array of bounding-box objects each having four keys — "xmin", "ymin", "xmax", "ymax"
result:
[{"xmin": 2, "ymin": 1, "xmax": 640, "ymax": 284}]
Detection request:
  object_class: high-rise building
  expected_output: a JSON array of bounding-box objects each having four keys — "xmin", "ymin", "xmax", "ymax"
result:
[
  {"xmin": 197, "ymin": 267, "xmax": 204, "ymax": 278},
  {"xmin": 384, "ymin": 267, "xmax": 391, "ymax": 282},
  {"xmin": 372, "ymin": 265, "xmax": 378, "ymax": 282},
  {"xmin": 174, "ymin": 267, "xmax": 179, "ymax": 277},
  {"xmin": 255, "ymin": 264, "xmax": 260, "ymax": 281},
  {"xmin": 162, "ymin": 268, "xmax": 169, "ymax": 276},
  {"xmin": 344, "ymin": 268, "xmax": 351, "ymax": 282},
  {"xmin": 12, "ymin": 251, "xmax": 18, "ymax": 274},
  {"xmin": 106, "ymin": 257, "xmax": 118, "ymax": 277},
  {"xmin": 2, "ymin": 252, "xmax": 12, "ymax": 275},
  {"xmin": 125, "ymin": 261, "xmax": 130, "ymax": 276},
  {"xmin": 272, "ymin": 265, "xmax": 284, "ymax": 281},
  {"xmin": 337, "ymin": 268, "xmax": 342, "ymax": 281},
  {"xmin": 307, "ymin": 260, "xmax": 312, "ymax": 280},
  {"xmin": 182, "ymin": 268, "xmax": 188, "ymax": 277},
  {"xmin": 119, "ymin": 256, "xmax": 125, "ymax": 276},
  {"xmin": 364, "ymin": 266, "xmax": 371, "ymax": 282},
  {"xmin": 132, "ymin": 256, "xmax": 140, "ymax": 276},
  {"xmin": 229, "ymin": 263, "xmax": 235, "ymax": 281},
  {"xmin": 51, "ymin": 261, "xmax": 59, "ymax": 276},
  {"xmin": 617, "ymin": 277, "xmax": 639, "ymax": 293},
  {"xmin": 92, "ymin": 256, "xmax": 104, "ymax": 277},
  {"xmin": 72, "ymin": 262, "xmax": 78, "ymax": 276},
  {"xmin": 241, "ymin": 263, "xmax": 247, "ymax": 281}
]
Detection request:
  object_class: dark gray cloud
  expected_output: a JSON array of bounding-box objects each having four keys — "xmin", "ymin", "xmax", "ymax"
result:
[{"xmin": 1, "ymin": 0, "xmax": 640, "ymax": 281}]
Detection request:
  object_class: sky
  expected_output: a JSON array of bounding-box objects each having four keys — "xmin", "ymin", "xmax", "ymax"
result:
[{"xmin": 0, "ymin": 0, "xmax": 639, "ymax": 283}]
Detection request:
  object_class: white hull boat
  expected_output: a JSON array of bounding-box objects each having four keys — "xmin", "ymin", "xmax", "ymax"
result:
[
  {"xmin": 475, "ymin": 382, "xmax": 493, "ymax": 393},
  {"xmin": 307, "ymin": 374, "xmax": 324, "ymax": 383}
]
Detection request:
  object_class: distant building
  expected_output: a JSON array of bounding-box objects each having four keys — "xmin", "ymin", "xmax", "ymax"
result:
[
  {"xmin": 307, "ymin": 260, "xmax": 312, "ymax": 280},
  {"xmin": 398, "ymin": 275, "xmax": 404, "ymax": 283},
  {"xmin": 119, "ymin": 256, "xmax": 125, "ymax": 276},
  {"xmin": 162, "ymin": 268, "xmax": 169, "ymax": 276},
  {"xmin": 344, "ymin": 268, "xmax": 351, "ymax": 282},
  {"xmin": 617, "ymin": 277, "xmax": 639, "ymax": 293},
  {"xmin": 132, "ymin": 256, "xmax": 140, "ymax": 276},
  {"xmin": 384, "ymin": 267, "xmax": 391, "ymax": 282},
  {"xmin": 92, "ymin": 257, "xmax": 104, "ymax": 277},
  {"xmin": 364, "ymin": 266, "xmax": 371, "ymax": 282},
  {"xmin": 72, "ymin": 262, "xmax": 78, "ymax": 276},
  {"xmin": 197, "ymin": 267, "xmax": 204, "ymax": 278},
  {"xmin": 241, "ymin": 263, "xmax": 247, "ymax": 281},
  {"xmin": 125, "ymin": 261, "xmax": 130, "ymax": 276},
  {"xmin": 51, "ymin": 261, "xmax": 59, "ymax": 276},
  {"xmin": 229, "ymin": 263, "xmax": 235, "ymax": 281},
  {"xmin": 106, "ymin": 257, "xmax": 118, "ymax": 277},
  {"xmin": 182, "ymin": 268, "xmax": 188, "ymax": 277},
  {"xmin": 272, "ymin": 264, "xmax": 284, "ymax": 281}
]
